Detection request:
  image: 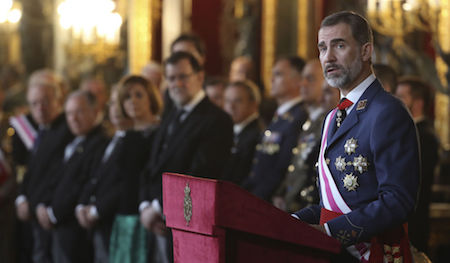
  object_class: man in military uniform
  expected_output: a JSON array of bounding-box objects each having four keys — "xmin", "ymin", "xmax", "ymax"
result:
[
  {"xmin": 293, "ymin": 12, "xmax": 419, "ymax": 262},
  {"xmin": 273, "ymin": 59, "xmax": 327, "ymax": 212},
  {"xmin": 242, "ymin": 56, "xmax": 308, "ymax": 201}
]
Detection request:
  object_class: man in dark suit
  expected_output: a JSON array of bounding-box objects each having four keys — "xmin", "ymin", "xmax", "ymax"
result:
[
  {"xmin": 35, "ymin": 90, "xmax": 107, "ymax": 263},
  {"xmin": 222, "ymin": 80, "xmax": 264, "ymax": 185},
  {"xmin": 396, "ymin": 76, "xmax": 440, "ymax": 254},
  {"xmin": 15, "ymin": 76, "xmax": 72, "ymax": 263},
  {"xmin": 293, "ymin": 12, "xmax": 419, "ymax": 262},
  {"xmin": 139, "ymin": 51, "xmax": 233, "ymax": 261},
  {"xmin": 242, "ymin": 56, "xmax": 308, "ymax": 201},
  {"xmin": 76, "ymin": 87, "xmax": 134, "ymax": 263}
]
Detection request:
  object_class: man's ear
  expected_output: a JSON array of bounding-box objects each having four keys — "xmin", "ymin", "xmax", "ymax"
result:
[
  {"xmin": 412, "ymin": 98, "xmax": 424, "ymax": 117},
  {"xmin": 197, "ymin": 71, "xmax": 205, "ymax": 84},
  {"xmin": 361, "ymin": 42, "xmax": 373, "ymax": 62}
]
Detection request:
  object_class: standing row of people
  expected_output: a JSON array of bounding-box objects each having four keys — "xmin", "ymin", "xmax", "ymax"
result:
[{"xmin": 1, "ymin": 12, "xmax": 441, "ymax": 262}]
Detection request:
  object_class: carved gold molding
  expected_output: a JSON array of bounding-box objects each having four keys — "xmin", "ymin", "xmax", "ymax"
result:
[
  {"xmin": 262, "ymin": 0, "xmax": 276, "ymax": 96},
  {"xmin": 434, "ymin": 1, "xmax": 450, "ymax": 149},
  {"xmin": 297, "ymin": 0, "xmax": 308, "ymax": 59},
  {"xmin": 128, "ymin": 0, "xmax": 153, "ymax": 74}
]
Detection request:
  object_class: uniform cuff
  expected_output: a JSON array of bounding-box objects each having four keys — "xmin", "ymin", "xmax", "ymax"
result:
[
  {"xmin": 324, "ymin": 223, "xmax": 332, "ymax": 236},
  {"xmin": 139, "ymin": 201, "xmax": 151, "ymax": 213},
  {"xmin": 89, "ymin": 206, "xmax": 99, "ymax": 219}
]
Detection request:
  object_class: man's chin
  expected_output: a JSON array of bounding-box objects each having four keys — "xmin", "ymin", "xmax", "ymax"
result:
[{"xmin": 325, "ymin": 77, "xmax": 345, "ymax": 89}]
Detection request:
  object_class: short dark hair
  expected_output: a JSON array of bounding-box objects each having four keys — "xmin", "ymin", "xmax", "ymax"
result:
[
  {"xmin": 228, "ymin": 80, "xmax": 261, "ymax": 105},
  {"xmin": 66, "ymin": 90, "xmax": 97, "ymax": 109},
  {"xmin": 117, "ymin": 75, "xmax": 162, "ymax": 116},
  {"xmin": 397, "ymin": 76, "xmax": 434, "ymax": 117},
  {"xmin": 373, "ymin": 64, "xmax": 398, "ymax": 93},
  {"xmin": 165, "ymin": 51, "xmax": 203, "ymax": 73},
  {"xmin": 276, "ymin": 55, "xmax": 306, "ymax": 75},
  {"xmin": 205, "ymin": 76, "xmax": 227, "ymax": 88},
  {"xmin": 170, "ymin": 33, "xmax": 206, "ymax": 56},
  {"xmin": 321, "ymin": 11, "xmax": 373, "ymax": 46}
]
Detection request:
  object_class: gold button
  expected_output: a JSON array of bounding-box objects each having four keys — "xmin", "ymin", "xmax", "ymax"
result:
[
  {"xmin": 7, "ymin": 127, "xmax": 15, "ymax": 137},
  {"xmin": 288, "ymin": 165, "xmax": 295, "ymax": 172}
]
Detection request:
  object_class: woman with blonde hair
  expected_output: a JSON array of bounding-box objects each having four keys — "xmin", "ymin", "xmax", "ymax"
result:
[{"xmin": 109, "ymin": 75, "xmax": 162, "ymax": 263}]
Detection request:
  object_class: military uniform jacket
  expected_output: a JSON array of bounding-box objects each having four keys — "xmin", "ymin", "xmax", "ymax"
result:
[
  {"xmin": 275, "ymin": 109, "xmax": 327, "ymax": 212},
  {"xmin": 40, "ymin": 126, "xmax": 108, "ymax": 225},
  {"xmin": 140, "ymin": 97, "xmax": 233, "ymax": 205},
  {"xmin": 295, "ymin": 80, "xmax": 420, "ymax": 247},
  {"xmin": 243, "ymin": 101, "xmax": 308, "ymax": 200}
]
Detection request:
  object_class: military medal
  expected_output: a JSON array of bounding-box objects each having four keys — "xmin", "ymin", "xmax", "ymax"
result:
[
  {"xmin": 335, "ymin": 156, "xmax": 347, "ymax": 172},
  {"xmin": 336, "ymin": 110, "xmax": 344, "ymax": 127},
  {"xmin": 342, "ymin": 173, "xmax": 359, "ymax": 191},
  {"xmin": 344, "ymin": 138, "xmax": 358, "ymax": 155},
  {"xmin": 353, "ymin": 155, "xmax": 369, "ymax": 174}
]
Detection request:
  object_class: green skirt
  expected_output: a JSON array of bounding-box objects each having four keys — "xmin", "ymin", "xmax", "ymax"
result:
[{"xmin": 109, "ymin": 215, "xmax": 148, "ymax": 263}]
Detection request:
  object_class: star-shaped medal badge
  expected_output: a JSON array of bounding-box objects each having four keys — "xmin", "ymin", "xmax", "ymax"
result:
[
  {"xmin": 353, "ymin": 155, "xmax": 369, "ymax": 174},
  {"xmin": 344, "ymin": 138, "xmax": 358, "ymax": 155},
  {"xmin": 342, "ymin": 173, "xmax": 359, "ymax": 191},
  {"xmin": 335, "ymin": 156, "xmax": 347, "ymax": 172}
]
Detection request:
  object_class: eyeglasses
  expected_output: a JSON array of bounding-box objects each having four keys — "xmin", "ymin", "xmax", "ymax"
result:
[{"xmin": 166, "ymin": 72, "xmax": 196, "ymax": 83}]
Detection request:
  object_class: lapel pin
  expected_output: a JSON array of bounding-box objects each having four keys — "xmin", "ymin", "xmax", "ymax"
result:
[{"xmin": 356, "ymin": 99, "xmax": 367, "ymax": 111}]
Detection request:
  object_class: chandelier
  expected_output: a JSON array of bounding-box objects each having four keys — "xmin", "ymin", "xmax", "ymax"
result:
[
  {"xmin": 57, "ymin": 0, "xmax": 122, "ymax": 45},
  {"xmin": 367, "ymin": 0, "xmax": 444, "ymax": 44},
  {"xmin": 0, "ymin": 0, "xmax": 21, "ymax": 25}
]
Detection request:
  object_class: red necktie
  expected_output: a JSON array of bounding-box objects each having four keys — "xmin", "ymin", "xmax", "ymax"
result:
[{"xmin": 336, "ymin": 98, "xmax": 353, "ymax": 128}]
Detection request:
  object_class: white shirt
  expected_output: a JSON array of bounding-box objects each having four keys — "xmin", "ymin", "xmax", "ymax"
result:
[
  {"xmin": 276, "ymin": 97, "xmax": 302, "ymax": 116},
  {"xmin": 307, "ymin": 105, "xmax": 325, "ymax": 122},
  {"xmin": 178, "ymin": 90, "xmax": 206, "ymax": 122},
  {"xmin": 63, "ymin": 136, "xmax": 85, "ymax": 162},
  {"xmin": 341, "ymin": 74, "xmax": 376, "ymax": 114},
  {"xmin": 233, "ymin": 113, "xmax": 259, "ymax": 135},
  {"xmin": 102, "ymin": 130, "xmax": 126, "ymax": 162}
]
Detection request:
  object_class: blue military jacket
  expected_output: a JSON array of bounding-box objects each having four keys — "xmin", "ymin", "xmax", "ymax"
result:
[
  {"xmin": 295, "ymin": 80, "xmax": 420, "ymax": 247},
  {"xmin": 243, "ymin": 101, "xmax": 308, "ymax": 201}
]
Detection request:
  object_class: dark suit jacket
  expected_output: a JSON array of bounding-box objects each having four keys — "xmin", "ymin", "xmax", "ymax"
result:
[
  {"xmin": 19, "ymin": 113, "xmax": 74, "ymax": 213},
  {"xmin": 243, "ymin": 101, "xmax": 308, "ymax": 201},
  {"xmin": 295, "ymin": 80, "xmax": 420, "ymax": 247},
  {"xmin": 42, "ymin": 126, "xmax": 108, "ymax": 225},
  {"xmin": 222, "ymin": 118, "xmax": 264, "ymax": 186},
  {"xmin": 408, "ymin": 118, "xmax": 439, "ymax": 252},
  {"xmin": 79, "ymin": 129, "xmax": 155, "ymax": 219},
  {"xmin": 140, "ymin": 97, "xmax": 233, "ymax": 204}
]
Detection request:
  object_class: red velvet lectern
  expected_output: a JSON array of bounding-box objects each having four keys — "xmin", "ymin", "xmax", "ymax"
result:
[{"xmin": 163, "ymin": 173, "xmax": 341, "ymax": 262}]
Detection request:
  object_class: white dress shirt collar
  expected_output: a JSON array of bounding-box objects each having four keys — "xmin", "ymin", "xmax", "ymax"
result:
[
  {"xmin": 277, "ymin": 97, "xmax": 302, "ymax": 116},
  {"xmin": 234, "ymin": 113, "xmax": 259, "ymax": 135},
  {"xmin": 341, "ymin": 74, "xmax": 376, "ymax": 114}
]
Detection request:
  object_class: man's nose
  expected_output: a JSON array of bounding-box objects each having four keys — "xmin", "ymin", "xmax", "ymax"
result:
[{"xmin": 322, "ymin": 48, "xmax": 336, "ymax": 63}]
